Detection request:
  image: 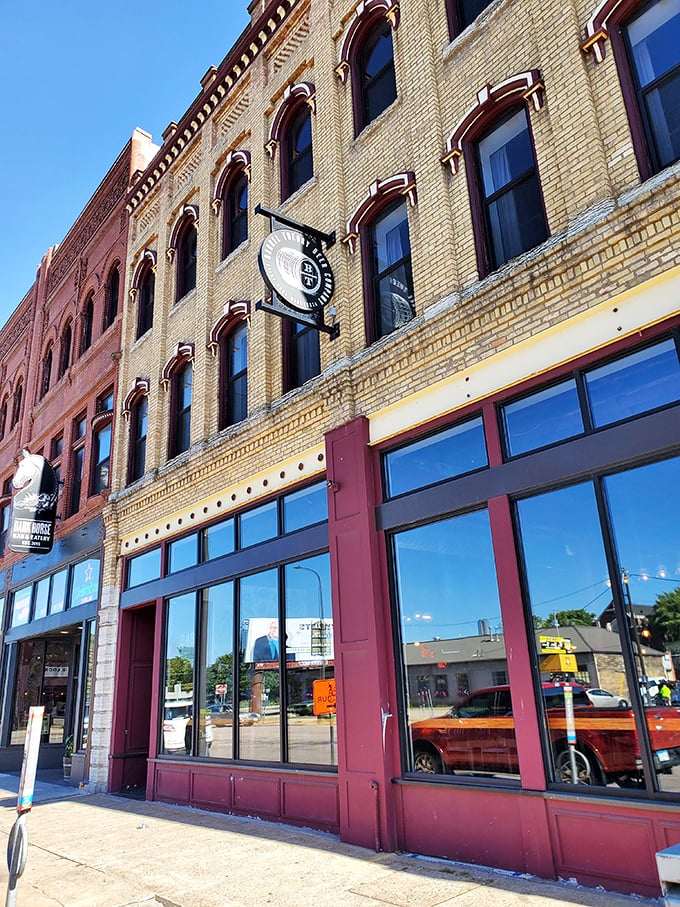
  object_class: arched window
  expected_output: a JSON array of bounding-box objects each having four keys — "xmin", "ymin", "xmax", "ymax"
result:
[
  {"xmin": 343, "ymin": 172, "xmax": 418, "ymax": 347},
  {"xmin": 355, "ymin": 19, "xmax": 397, "ymax": 133},
  {"xmin": 175, "ymin": 218, "xmax": 198, "ymax": 301},
  {"xmin": 441, "ymin": 72, "xmax": 548, "ymax": 278},
  {"xmin": 11, "ymin": 380, "xmax": 23, "ymax": 429},
  {"xmin": 285, "ymin": 105, "xmax": 314, "ymax": 199},
  {"xmin": 0, "ymin": 399, "xmax": 6, "ymax": 441},
  {"xmin": 104, "ymin": 265, "xmax": 120, "ymax": 330},
  {"xmin": 222, "ymin": 171, "xmax": 249, "ymax": 259},
  {"xmin": 163, "ymin": 343, "xmax": 195, "ymax": 460},
  {"xmin": 40, "ymin": 344, "xmax": 53, "ymax": 399},
  {"xmin": 220, "ymin": 320, "xmax": 248, "ymax": 428},
  {"xmin": 282, "ymin": 320, "xmax": 320, "ymax": 392},
  {"xmin": 129, "ymin": 394, "xmax": 149, "ymax": 483},
  {"xmin": 136, "ymin": 261, "xmax": 155, "ymax": 339},
  {"xmin": 58, "ymin": 321, "xmax": 73, "ymax": 379},
  {"xmin": 446, "ymin": 0, "xmax": 495, "ymax": 39},
  {"xmin": 80, "ymin": 293, "xmax": 94, "ymax": 355}
]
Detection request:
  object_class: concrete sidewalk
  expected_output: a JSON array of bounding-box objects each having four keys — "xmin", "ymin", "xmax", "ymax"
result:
[{"xmin": 0, "ymin": 773, "xmax": 663, "ymax": 907}]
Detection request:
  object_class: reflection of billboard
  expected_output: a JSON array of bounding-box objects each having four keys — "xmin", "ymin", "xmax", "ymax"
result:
[{"xmin": 243, "ymin": 617, "xmax": 334, "ymax": 664}]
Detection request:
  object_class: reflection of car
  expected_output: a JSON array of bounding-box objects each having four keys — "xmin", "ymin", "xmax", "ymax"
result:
[
  {"xmin": 163, "ymin": 703, "xmax": 192, "ymax": 753},
  {"xmin": 209, "ymin": 703, "xmax": 233, "ymax": 726},
  {"xmin": 585, "ymin": 688, "xmax": 629, "ymax": 708},
  {"xmin": 410, "ymin": 683, "xmax": 680, "ymax": 786}
]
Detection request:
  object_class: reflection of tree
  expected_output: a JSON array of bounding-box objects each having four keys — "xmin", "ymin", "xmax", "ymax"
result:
[
  {"xmin": 166, "ymin": 655, "xmax": 193, "ymax": 691},
  {"xmin": 533, "ymin": 608, "xmax": 595, "ymax": 628},
  {"xmin": 649, "ymin": 587, "xmax": 680, "ymax": 650}
]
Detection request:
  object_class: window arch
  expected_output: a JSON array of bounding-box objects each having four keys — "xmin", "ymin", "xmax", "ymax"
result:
[
  {"xmin": 131, "ymin": 250, "xmax": 157, "ymax": 339},
  {"xmin": 104, "ymin": 263, "xmax": 120, "ymax": 330},
  {"xmin": 335, "ymin": 0, "xmax": 399, "ymax": 135},
  {"xmin": 40, "ymin": 343, "xmax": 53, "ymax": 399},
  {"xmin": 342, "ymin": 172, "xmax": 418, "ymax": 346},
  {"xmin": 80, "ymin": 293, "xmax": 94, "ymax": 356},
  {"xmin": 162, "ymin": 343, "xmax": 195, "ymax": 459},
  {"xmin": 582, "ymin": 0, "xmax": 680, "ymax": 180},
  {"xmin": 168, "ymin": 206, "xmax": 199, "ymax": 301},
  {"xmin": 441, "ymin": 72, "xmax": 549, "ymax": 277},
  {"xmin": 58, "ymin": 320, "xmax": 73, "ymax": 379},
  {"xmin": 265, "ymin": 83, "xmax": 316, "ymax": 201},
  {"xmin": 123, "ymin": 378, "xmax": 151, "ymax": 484},
  {"xmin": 209, "ymin": 302, "xmax": 250, "ymax": 430},
  {"xmin": 213, "ymin": 150, "xmax": 251, "ymax": 260},
  {"xmin": 11, "ymin": 380, "xmax": 23, "ymax": 430}
]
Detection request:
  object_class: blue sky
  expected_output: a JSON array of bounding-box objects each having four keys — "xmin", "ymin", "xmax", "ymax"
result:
[{"xmin": 0, "ymin": 0, "xmax": 250, "ymax": 329}]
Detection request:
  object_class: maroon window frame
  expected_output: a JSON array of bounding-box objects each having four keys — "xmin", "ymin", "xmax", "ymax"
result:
[
  {"xmin": 352, "ymin": 16, "xmax": 397, "ymax": 135},
  {"xmin": 175, "ymin": 220, "xmax": 198, "ymax": 301},
  {"xmin": 58, "ymin": 321, "xmax": 72, "ymax": 378},
  {"xmin": 168, "ymin": 360, "xmax": 193, "ymax": 459},
  {"xmin": 80, "ymin": 294, "xmax": 94, "ymax": 356},
  {"xmin": 136, "ymin": 265, "xmax": 155, "ymax": 339},
  {"xmin": 282, "ymin": 104, "xmax": 314, "ymax": 201},
  {"xmin": 128, "ymin": 394, "xmax": 149, "ymax": 484},
  {"xmin": 282, "ymin": 319, "xmax": 320, "ymax": 392},
  {"xmin": 222, "ymin": 170, "xmax": 249, "ymax": 259},
  {"xmin": 104, "ymin": 265, "xmax": 120, "ymax": 330},
  {"xmin": 219, "ymin": 320, "xmax": 248, "ymax": 429}
]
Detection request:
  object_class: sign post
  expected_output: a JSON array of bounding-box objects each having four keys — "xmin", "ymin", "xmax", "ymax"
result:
[{"xmin": 5, "ymin": 706, "xmax": 44, "ymax": 906}]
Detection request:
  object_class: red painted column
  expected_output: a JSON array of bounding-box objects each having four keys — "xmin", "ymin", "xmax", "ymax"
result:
[{"xmin": 325, "ymin": 416, "xmax": 398, "ymax": 851}]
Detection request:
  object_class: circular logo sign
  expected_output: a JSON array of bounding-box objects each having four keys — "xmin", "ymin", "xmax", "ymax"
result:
[{"xmin": 258, "ymin": 228, "xmax": 334, "ymax": 313}]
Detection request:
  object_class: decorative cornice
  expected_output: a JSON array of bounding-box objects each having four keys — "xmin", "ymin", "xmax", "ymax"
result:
[
  {"xmin": 207, "ymin": 300, "xmax": 250, "ymax": 355},
  {"xmin": 122, "ymin": 378, "xmax": 150, "ymax": 420},
  {"xmin": 212, "ymin": 150, "xmax": 252, "ymax": 214},
  {"xmin": 342, "ymin": 171, "xmax": 417, "ymax": 254},
  {"xmin": 161, "ymin": 342, "xmax": 195, "ymax": 390},
  {"xmin": 336, "ymin": 0, "xmax": 400, "ymax": 83},
  {"xmin": 129, "ymin": 249, "xmax": 157, "ymax": 302},
  {"xmin": 126, "ymin": 0, "xmax": 301, "ymax": 213},
  {"xmin": 265, "ymin": 82, "xmax": 316, "ymax": 160},
  {"xmin": 581, "ymin": 0, "xmax": 631, "ymax": 62},
  {"xmin": 441, "ymin": 71, "xmax": 545, "ymax": 174},
  {"xmin": 167, "ymin": 205, "xmax": 199, "ymax": 263}
]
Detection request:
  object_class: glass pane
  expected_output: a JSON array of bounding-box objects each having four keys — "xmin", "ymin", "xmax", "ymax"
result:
[
  {"xmin": 50, "ymin": 569, "xmax": 68, "ymax": 614},
  {"xmin": 604, "ymin": 456, "xmax": 680, "ymax": 793},
  {"xmin": 585, "ymin": 339, "xmax": 680, "ymax": 426},
  {"xmin": 502, "ymin": 380, "xmax": 583, "ymax": 456},
  {"xmin": 394, "ymin": 510, "xmax": 515, "ymax": 780},
  {"xmin": 33, "ymin": 577, "xmax": 50, "ymax": 621},
  {"xmin": 199, "ymin": 582, "xmax": 234, "ymax": 760},
  {"xmin": 11, "ymin": 585, "xmax": 32, "ymax": 627},
  {"xmin": 282, "ymin": 481, "xmax": 328, "ymax": 532},
  {"xmin": 479, "ymin": 109, "xmax": 533, "ymax": 196},
  {"xmin": 517, "ymin": 482, "xmax": 640, "ymax": 789},
  {"xmin": 377, "ymin": 261, "xmax": 415, "ymax": 334},
  {"xmin": 162, "ymin": 593, "xmax": 196, "ymax": 756},
  {"xmin": 239, "ymin": 500, "xmax": 278, "ymax": 548},
  {"xmin": 127, "ymin": 548, "xmax": 161, "ymax": 588},
  {"xmin": 628, "ymin": 0, "xmax": 680, "ymax": 87},
  {"xmin": 11, "ymin": 640, "xmax": 43, "ymax": 745},
  {"xmin": 458, "ymin": 0, "xmax": 493, "ymax": 29},
  {"xmin": 168, "ymin": 533, "xmax": 199, "ymax": 573},
  {"xmin": 375, "ymin": 202, "xmax": 411, "ymax": 274},
  {"xmin": 204, "ymin": 519, "xmax": 235, "ymax": 560},
  {"xmin": 79, "ymin": 620, "xmax": 96, "ymax": 751},
  {"xmin": 384, "ymin": 416, "xmax": 487, "ymax": 498},
  {"xmin": 70, "ymin": 559, "xmax": 100, "ymax": 607},
  {"xmin": 239, "ymin": 569, "xmax": 280, "ymax": 762},
  {"xmin": 285, "ymin": 555, "xmax": 336, "ymax": 766},
  {"xmin": 43, "ymin": 640, "xmax": 70, "ymax": 745},
  {"xmin": 487, "ymin": 170, "xmax": 547, "ymax": 266}
]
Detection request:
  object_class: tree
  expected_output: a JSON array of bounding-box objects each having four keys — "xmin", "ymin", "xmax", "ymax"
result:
[
  {"xmin": 534, "ymin": 608, "xmax": 595, "ymax": 629},
  {"xmin": 649, "ymin": 587, "xmax": 680, "ymax": 650}
]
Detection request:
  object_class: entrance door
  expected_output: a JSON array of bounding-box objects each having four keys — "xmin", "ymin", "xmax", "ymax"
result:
[{"xmin": 110, "ymin": 605, "xmax": 155, "ymax": 794}]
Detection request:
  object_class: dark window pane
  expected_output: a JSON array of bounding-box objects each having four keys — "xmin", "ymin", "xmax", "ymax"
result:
[
  {"xmin": 138, "ymin": 269, "xmax": 155, "ymax": 337},
  {"xmin": 384, "ymin": 416, "xmax": 488, "ymax": 497},
  {"xmin": 239, "ymin": 501, "xmax": 278, "ymax": 548},
  {"xmin": 585, "ymin": 339, "xmax": 680, "ymax": 426},
  {"xmin": 371, "ymin": 201, "xmax": 415, "ymax": 339},
  {"xmin": 287, "ymin": 108, "xmax": 313, "ymax": 196},
  {"xmin": 283, "ymin": 481, "xmax": 328, "ymax": 532},
  {"xmin": 457, "ymin": 0, "xmax": 493, "ymax": 30},
  {"xmin": 289, "ymin": 321, "xmax": 320, "ymax": 389},
  {"xmin": 173, "ymin": 363, "xmax": 192, "ymax": 456},
  {"xmin": 226, "ymin": 174, "xmax": 248, "ymax": 256},
  {"xmin": 130, "ymin": 396, "xmax": 148, "ymax": 482},
  {"xmin": 225, "ymin": 323, "xmax": 248, "ymax": 426},
  {"xmin": 168, "ymin": 533, "xmax": 199, "ymax": 573},
  {"xmin": 127, "ymin": 548, "xmax": 161, "ymax": 588},
  {"xmin": 177, "ymin": 224, "xmax": 197, "ymax": 299},
  {"xmin": 502, "ymin": 380, "xmax": 584, "ymax": 456},
  {"xmin": 360, "ymin": 26, "xmax": 396, "ymax": 129},
  {"xmin": 92, "ymin": 423, "xmax": 111, "ymax": 494}
]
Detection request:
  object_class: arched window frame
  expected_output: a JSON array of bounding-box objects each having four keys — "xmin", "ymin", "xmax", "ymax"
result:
[
  {"xmin": 265, "ymin": 82, "xmax": 316, "ymax": 201},
  {"xmin": 342, "ymin": 172, "xmax": 418, "ymax": 346},
  {"xmin": 123, "ymin": 378, "xmax": 151, "ymax": 484},
  {"xmin": 58, "ymin": 319, "xmax": 73, "ymax": 379},
  {"xmin": 80, "ymin": 292, "xmax": 95, "ymax": 356},
  {"xmin": 130, "ymin": 250, "xmax": 157, "ymax": 340},
  {"xmin": 212, "ymin": 150, "xmax": 251, "ymax": 260},
  {"xmin": 103, "ymin": 262, "xmax": 121, "ymax": 330},
  {"xmin": 168, "ymin": 205, "xmax": 199, "ymax": 302},
  {"xmin": 335, "ymin": 0, "xmax": 400, "ymax": 136},
  {"xmin": 11, "ymin": 379, "xmax": 23, "ymax": 430},
  {"xmin": 40, "ymin": 343, "xmax": 54, "ymax": 399},
  {"xmin": 582, "ymin": 0, "xmax": 680, "ymax": 180},
  {"xmin": 162, "ymin": 343, "xmax": 195, "ymax": 459},
  {"xmin": 441, "ymin": 72, "xmax": 549, "ymax": 278},
  {"xmin": 209, "ymin": 302, "xmax": 250, "ymax": 430}
]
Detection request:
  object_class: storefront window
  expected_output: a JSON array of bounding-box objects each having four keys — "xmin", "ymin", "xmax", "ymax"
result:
[
  {"xmin": 204, "ymin": 519, "xmax": 235, "ymax": 560},
  {"xmin": 285, "ymin": 555, "xmax": 336, "ymax": 766},
  {"xmin": 11, "ymin": 638, "xmax": 72, "ymax": 746},
  {"xmin": 282, "ymin": 481, "xmax": 328, "ymax": 532},
  {"xmin": 168, "ymin": 533, "xmax": 199, "ymax": 573},
  {"xmin": 198, "ymin": 583, "xmax": 234, "ymax": 760},
  {"xmin": 384, "ymin": 416, "xmax": 487, "ymax": 498},
  {"xmin": 78, "ymin": 620, "xmax": 96, "ymax": 751},
  {"xmin": 239, "ymin": 501, "xmax": 278, "ymax": 548},
  {"xmin": 161, "ymin": 593, "xmax": 195, "ymax": 756},
  {"xmin": 502, "ymin": 380, "xmax": 583, "ymax": 457},
  {"xmin": 50, "ymin": 569, "xmax": 68, "ymax": 614},
  {"xmin": 11, "ymin": 585, "xmax": 32, "ymax": 628},
  {"xmin": 33, "ymin": 577, "xmax": 50, "ymax": 621},
  {"xmin": 70, "ymin": 559, "xmax": 100, "ymax": 606},
  {"xmin": 127, "ymin": 547, "xmax": 161, "ymax": 588},
  {"xmin": 393, "ymin": 509, "xmax": 514, "ymax": 779}
]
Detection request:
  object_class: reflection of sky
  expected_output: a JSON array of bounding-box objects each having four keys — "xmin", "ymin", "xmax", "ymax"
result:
[
  {"xmin": 393, "ymin": 510, "xmax": 501, "ymax": 643},
  {"xmin": 517, "ymin": 456, "xmax": 680, "ymax": 619},
  {"xmin": 206, "ymin": 582, "xmax": 233, "ymax": 665},
  {"xmin": 167, "ymin": 593, "xmax": 196, "ymax": 664},
  {"xmin": 285, "ymin": 553, "xmax": 331, "ymax": 620}
]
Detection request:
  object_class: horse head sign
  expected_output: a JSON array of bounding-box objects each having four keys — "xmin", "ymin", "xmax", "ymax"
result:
[{"xmin": 9, "ymin": 450, "xmax": 58, "ymax": 554}]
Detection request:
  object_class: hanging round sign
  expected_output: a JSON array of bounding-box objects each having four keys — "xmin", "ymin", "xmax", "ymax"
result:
[{"xmin": 258, "ymin": 228, "xmax": 334, "ymax": 313}]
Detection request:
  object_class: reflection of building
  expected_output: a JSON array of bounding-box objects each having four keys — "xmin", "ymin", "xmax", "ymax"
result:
[
  {"xmin": 0, "ymin": 130, "xmax": 156, "ymax": 777},
  {"xmin": 1, "ymin": 0, "xmax": 680, "ymax": 898}
]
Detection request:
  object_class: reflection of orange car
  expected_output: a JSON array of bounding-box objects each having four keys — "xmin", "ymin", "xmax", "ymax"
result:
[{"xmin": 410, "ymin": 684, "xmax": 680, "ymax": 786}]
